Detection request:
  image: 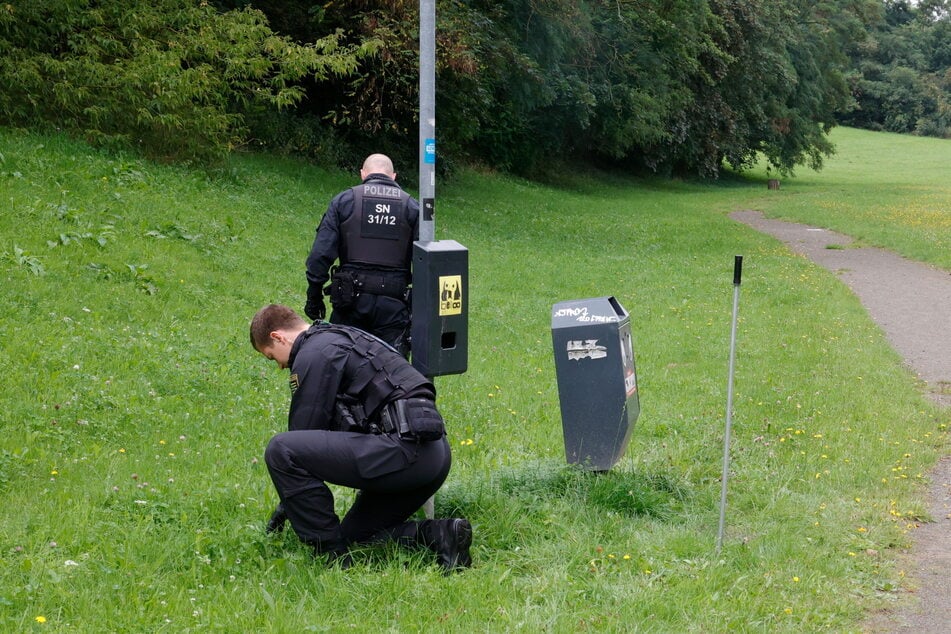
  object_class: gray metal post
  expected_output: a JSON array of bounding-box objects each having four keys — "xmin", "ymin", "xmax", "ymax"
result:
[
  {"xmin": 419, "ymin": 0, "xmax": 436, "ymax": 519},
  {"xmin": 717, "ymin": 255, "xmax": 743, "ymax": 552},
  {"xmin": 418, "ymin": 0, "xmax": 436, "ymax": 244}
]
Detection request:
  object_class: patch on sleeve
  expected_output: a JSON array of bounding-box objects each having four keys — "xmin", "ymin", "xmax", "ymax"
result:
[{"xmin": 289, "ymin": 374, "xmax": 300, "ymax": 394}]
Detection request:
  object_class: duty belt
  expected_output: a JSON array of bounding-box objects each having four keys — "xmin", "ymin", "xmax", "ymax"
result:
[
  {"xmin": 378, "ymin": 398, "xmax": 445, "ymax": 442},
  {"xmin": 351, "ymin": 270, "xmax": 409, "ymax": 299}
]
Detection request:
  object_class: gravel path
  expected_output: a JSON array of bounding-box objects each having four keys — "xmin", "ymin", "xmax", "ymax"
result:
[{"xmin": 731, "ymin": 210, "xmax": 951, "ymax": 633}]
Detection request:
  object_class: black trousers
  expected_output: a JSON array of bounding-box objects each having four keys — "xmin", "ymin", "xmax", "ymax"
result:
[
  {"xmin": 265, "ymin": 430, "xmax": 450, "ymax": 551},
  {"xmin": 330, "ymin": 293, "xmax": 410, "ymax": 356}
]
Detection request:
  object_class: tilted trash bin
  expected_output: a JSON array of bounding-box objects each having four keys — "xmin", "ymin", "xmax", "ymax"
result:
[{"xmin": 551, "ymin": 296, "xmax": 639, "ymax": 470}]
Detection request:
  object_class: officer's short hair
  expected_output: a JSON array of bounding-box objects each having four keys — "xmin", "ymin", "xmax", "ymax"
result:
[
  {"xmin": 363, "ymin": 153, "xmax": 394, "ymax": 175},
  {"xmin": 250, "ymin": 304, "xmax": 307, "ymax": 350}
]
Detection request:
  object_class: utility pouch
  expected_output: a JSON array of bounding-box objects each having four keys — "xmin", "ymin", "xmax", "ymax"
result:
[
  {"xmin": 330, "ymin": 269, "xmax": 361, "ymax": 310},
  {"xmin": 381, "ymin": 398, "xmax": 445, "ymax": 442}
]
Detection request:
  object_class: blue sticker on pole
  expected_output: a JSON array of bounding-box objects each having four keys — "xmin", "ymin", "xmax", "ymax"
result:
[{"xmin": 424, "ymin": 138, "xmax": 436, "ymax": 164}]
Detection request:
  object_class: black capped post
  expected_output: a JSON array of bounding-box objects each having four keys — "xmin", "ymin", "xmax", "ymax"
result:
[{"xmin": 717, "ymin": 255, "xmax": 744, "ymax": 552}]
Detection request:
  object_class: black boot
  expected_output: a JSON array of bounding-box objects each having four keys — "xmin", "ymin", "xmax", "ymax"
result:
[
  {"xmin": 424, "ymin": 518, "xmax": 473, "ymax": 573},
  {"xmin": 307, "ymin": 539, "xmax": 353, "ymax": 570},
  {"xmin": 323, "ymin": 547, "xmax": 354, "ymax": 570}
]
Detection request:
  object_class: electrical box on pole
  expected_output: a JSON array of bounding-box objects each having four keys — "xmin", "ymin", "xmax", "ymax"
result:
[{"xmin": 412, "ymin": 0, "xmax": 469, "ymax": 377}]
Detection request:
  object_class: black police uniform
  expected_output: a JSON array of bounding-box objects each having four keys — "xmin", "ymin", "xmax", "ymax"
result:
[
  {"xmin": 305, "ymin": 173, "xmax": 419, "ymax": 355},
  {"xmin": 263, "ymin": 322, "xmax": 467, "ymax": 567}
]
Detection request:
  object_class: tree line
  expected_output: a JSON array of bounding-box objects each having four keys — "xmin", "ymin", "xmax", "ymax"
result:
[
  {"xmin": 842, "ymin": 1, "xmax": 951, "ymax": 138},
  {"xmin": 1, "ymin": 0, "xmax": 947, "ymax": 177}
]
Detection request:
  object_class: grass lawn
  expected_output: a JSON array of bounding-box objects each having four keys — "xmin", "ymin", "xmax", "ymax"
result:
[{"xmin": 1, "ymin": 125, "xmax": 948, "ymax": 632}]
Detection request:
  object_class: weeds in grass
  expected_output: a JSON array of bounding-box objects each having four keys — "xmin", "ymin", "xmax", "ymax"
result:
[{"xmin": 2, "ymin": 245, "xmax": 45, "ymax": 275}]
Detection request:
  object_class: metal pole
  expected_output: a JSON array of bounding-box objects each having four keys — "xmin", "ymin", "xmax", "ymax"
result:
[
  {"xmin": 418, "ymin": 0, "xmax": 436, "ymax": 243},
  {"xmin": 717, "ymin": 255, "xmax": 743, "ymax": 552},
  {"xmin": 419, "ymin": 0, "xmax": 436, "ymax": 519}
]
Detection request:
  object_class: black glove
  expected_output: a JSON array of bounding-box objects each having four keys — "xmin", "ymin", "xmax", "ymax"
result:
[
  {"xmin": 304, "ymin": 299, "xmax": 327, "ymax": 321},
  {"xmin": 304, "ymin": 286, "xmax": 327, "ymax": 321},
  {"xmin": 265, "ymin": 503, "xmax": 287, "ymax": 534}
]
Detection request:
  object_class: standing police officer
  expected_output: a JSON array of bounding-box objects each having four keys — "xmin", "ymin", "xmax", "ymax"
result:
[
  {"xmin": 305, "ymin": 154, "xmax": 418, "ymax": 356},
  {"xmin": 250, "ymin": 304, "xmax": 472, "ymax": 572}
]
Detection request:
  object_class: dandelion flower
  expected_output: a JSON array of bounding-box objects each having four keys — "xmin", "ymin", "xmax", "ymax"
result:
[{"xmin": 35, "ymin": 616, "xmax": 47, "ymax": 623}]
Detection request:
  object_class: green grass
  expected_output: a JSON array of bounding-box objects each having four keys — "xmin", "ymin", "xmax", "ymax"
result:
[
  {"xmin": 1, "ymin": 125, "xmax": 949, "ymax": 632},
  {"xmin": 744, "ymin": 127, "xmax": 951, "ymax": 268}
]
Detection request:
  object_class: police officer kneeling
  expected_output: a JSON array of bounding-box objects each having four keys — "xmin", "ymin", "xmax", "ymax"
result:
[{"xmin": 250, "ymin": 304, "xmax": 472, "ymax": 572}]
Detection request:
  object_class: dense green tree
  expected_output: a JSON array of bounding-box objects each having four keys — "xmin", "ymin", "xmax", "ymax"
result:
[
  {"xmin": 646, "ymin": 0, "xmax": 881, "ymax": 176},
  {"xmin": 211, "ymin": 0, "xmax": 872, "ymax": 176},
  {"xmin": 476, "ymin": 0, "xmax": 714, "ymax": 170},
  {"xmin": 839, "ymin": 0, "xmax": 951, "ymax": 138},
  {"xmin": 5, "ymin": 0, "xmax": 918, "ymax": 174}
]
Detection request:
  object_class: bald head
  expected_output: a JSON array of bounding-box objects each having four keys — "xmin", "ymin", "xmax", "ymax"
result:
[{"xmin": 361, "ymin": 154, "xmax": 396, "ymax": 180}]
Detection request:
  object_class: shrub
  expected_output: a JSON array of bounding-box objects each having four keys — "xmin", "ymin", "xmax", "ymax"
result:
[{"xmin": 0, "ymin": 0, "xmax": 370, "ymax": 163}]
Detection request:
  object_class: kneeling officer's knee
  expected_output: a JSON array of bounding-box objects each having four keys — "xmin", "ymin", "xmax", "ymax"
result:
[{"xmin": 264, "ymin": 433, "xmax": 294, "ymax": 470}]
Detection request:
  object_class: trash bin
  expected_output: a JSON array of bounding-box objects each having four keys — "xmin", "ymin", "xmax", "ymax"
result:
[
  {"xmin": 411, "ymin": 240, "xmax": 468, "ymax": 377},
  {"xmin": 551, "ymin": 296, "xmax": 639, "ymax": 470}
]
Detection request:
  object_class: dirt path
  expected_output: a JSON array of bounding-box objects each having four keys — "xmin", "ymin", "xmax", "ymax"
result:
[{"xmin": 731, "ymin": 210, "xmax": 951, "ymax": 633}]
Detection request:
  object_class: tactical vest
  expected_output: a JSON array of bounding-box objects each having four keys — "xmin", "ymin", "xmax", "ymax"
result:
[
  {"xmin": 339, "ymin": 181, "xmax": 412, "ymax": 269},
  {"xmin": 306, "ymin": 323, "xmax": 433, "ymax": 422}
]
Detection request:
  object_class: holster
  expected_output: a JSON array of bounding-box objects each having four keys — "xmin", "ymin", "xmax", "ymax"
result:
[
  {"xmin": 379, "ymin": 398, "xmax": 445, "ymax": 442},
  {"xmin": 334, "ymin": 397, "xmax": 370, "ymax": 433}
]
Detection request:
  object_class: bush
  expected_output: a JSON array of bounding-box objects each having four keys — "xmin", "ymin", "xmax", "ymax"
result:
[{"xmin": 0, "ymin": 0, "xmax": 369, "ymax": 164}]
